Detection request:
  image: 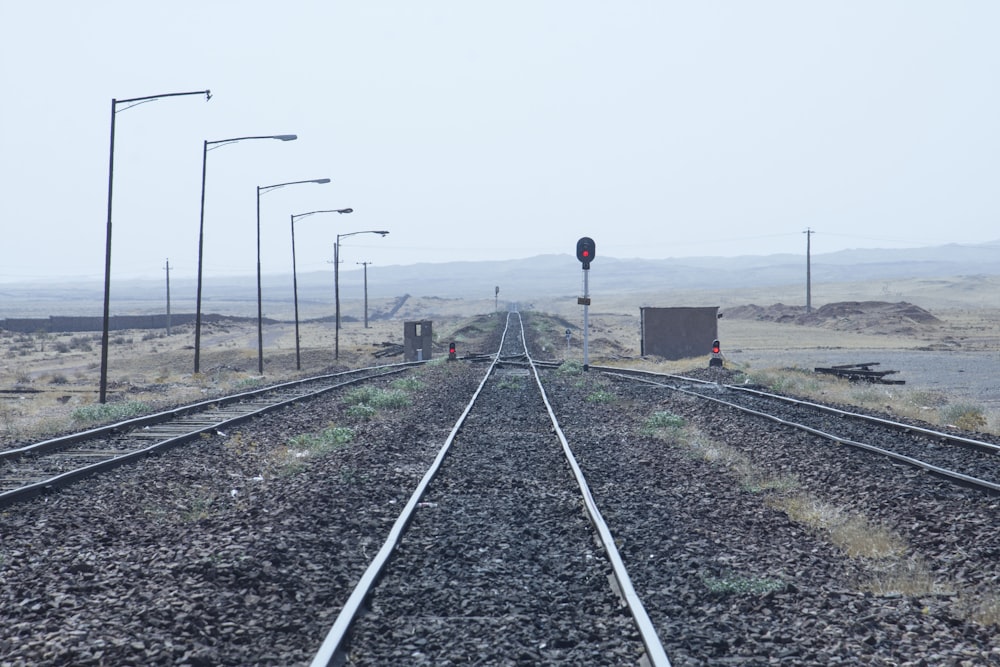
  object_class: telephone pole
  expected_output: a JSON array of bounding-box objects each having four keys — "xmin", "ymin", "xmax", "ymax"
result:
[
  {"xmin": 804, "ymin": 228, "xmax": 814, "ymax": 313},
  {"xmin": 163, "ymin": 258, "xmax": 172, "ymax": 335},
  {"xmin": 357, "ymin": 261, "xmax": 372, "ymax": 328}
]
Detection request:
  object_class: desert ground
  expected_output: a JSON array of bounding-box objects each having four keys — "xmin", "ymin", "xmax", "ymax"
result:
[{"xmin": 3, "ymin": 275, "xmax": 1000, "ymax": 443}]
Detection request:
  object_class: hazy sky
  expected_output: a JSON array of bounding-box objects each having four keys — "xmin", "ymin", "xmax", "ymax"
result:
[{"xmin": 2, "ymin": 1, "xmax": 998, "ymax": 285}]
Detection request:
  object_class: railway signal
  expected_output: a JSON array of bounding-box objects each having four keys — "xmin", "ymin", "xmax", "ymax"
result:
[
  {"xmin": 576, "ymin": 237, "xmax": 596, "ymax": 269},
  {"xmin": 575, "ymin": 237, "xmax": 595, "ymax": 371},
  {"xmin": 448, "ymin": 342, "xmax": 457, "ymax": 361},
  {"xmin": 709, "ymin": 339, "xmax": 724, "ymax": 368}
]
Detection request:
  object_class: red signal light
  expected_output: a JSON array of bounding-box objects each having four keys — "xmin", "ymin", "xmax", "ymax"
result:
[
  {"xmin": 709, "ymin": 339, "xmax": 723, "ymax": 367},
  {"xmin": 448, "ymin": 342, "xmax": 457, "ymax": 361},
  {"xmin": 576, "ymin": 237, "xmax": 596, "ymax": 269}
]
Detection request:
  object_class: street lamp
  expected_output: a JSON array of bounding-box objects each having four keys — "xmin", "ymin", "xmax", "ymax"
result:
[
  {"xmin": 100, "ymin": 89, "xmax": 211, "ymax": 404},
  {"xmin": 335, "ymin": 230, "xmax": 389, "ymax": 360},
  {"xmin": 291, "ymin": 208, "xmax": 353, "ymax": 370},
  {"xmin": 193, "ymin": 134, "xmax": 297, "ymax": 374},
  {"xmin": 256, "ymin": 179, "xmax": 331, "ymax": 374}
]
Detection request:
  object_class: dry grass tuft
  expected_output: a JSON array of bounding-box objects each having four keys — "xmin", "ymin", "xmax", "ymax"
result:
[
  {"xmin": 743, "ymin": 367, "xmax": 999, "ymax": 436},
  {"xmin": 768, "ymin": 494, "xmax": 906, "ymax": 560},
  {"xmin": 959, "ymin": 593, "xmax": 1000, "ymax": 627},
  {"xmin": 643, "ymin": 416, "xmax": 950, "ymax": 602},
  {"xmin": 861, "ymin": 556, "xmax": 949, "ymax": 597}
]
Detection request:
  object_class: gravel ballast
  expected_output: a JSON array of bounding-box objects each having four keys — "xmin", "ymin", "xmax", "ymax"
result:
[{"xmin": 1, "ymin": 317, "xmax": 998, "ymax": 665}]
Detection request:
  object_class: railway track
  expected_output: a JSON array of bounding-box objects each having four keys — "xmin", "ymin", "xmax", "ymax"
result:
[
  {"xmin": 0, "ymin": 364, "xmax": 417, "ymax": 507},
  {"xmin": 311, "ymin": 313, "xmax": 671, "ymax": 666},
  {"xmin": 3, "ymin": 312, "xmax": 999, "ymax": 665},
  {"xmin": 597, "ymin": 367, "xmax": 1000, "ymax": 495}
]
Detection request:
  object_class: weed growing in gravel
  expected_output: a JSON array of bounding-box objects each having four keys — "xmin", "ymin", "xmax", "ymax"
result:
[
  {"xmin": 220, "ymin": 432, "xmax": 258, "ymax": 455},
  {"xmin": 496, "ymin": 377, "xmax": 525, "ymax": 391},
  {"xmin": 391, "ymin": 377, "xmax": 424, "ymax": 392},
  {"xmin": 374, "ymin": 390, "xmax": 412, "ymax": 409},
  {"xmin": 345, "ymin": 386, "xmax": 411, "ymax": 411},
  {"xmin": 939, "ymin": 402, "xmax": 988, "ymax": 431},
  {"xmin": 694, "ymin": 438, "xmax": 797, "ymax": 494},
  {"xmin": 346, "ymin": 404, "xmax": 378, "ymax": 421},
  {"xmin": 586, "ymin": 390, "xmax": 616, "ymax": 404},
  {"xmin": 288, "ymin": 425, "xmax": 354, "ymax": 455},
  {"xmin": 276, "ymin": 425, "xmax": 354, "ymax": 475},
  {"xmin": 959, "ymin": 593, "xmax": 1000, "ymax": 627},
  {"xmin": 702, "ymin": 572, "xmax": 786, "ymax": 596},
  {"xmin": 644, "ymin": 411, "xmax": 685, "ymax": 430},
  {"xmin": 340, "ymin": 467, "xmax": 365, "ymax": 484},
  {"xmin": 345, "ymin": 386, "xmax": 379, "ymax": 405},
  {"xmin": 861, "ymin": 555, "xmax": 949, "ymax": 597},
  {"xmin": 771, "ymin": 494, "xmax": 905, "ymax": 559},
  {"xmin": 645, "ymin": 416, "xmax": 799, "ymax": 494},
  {"xmin": 659, "ymin": 417, "xmax": 964, "ymax": 605},
  {"xmin": 71, "ymin": 401, "xmax": 150, "ymax": 424},
  {"xmin": 182, "ymin": 494, "xmax": 217, "ymax": 522},
  {"xmin": 642, "ymin": 417, "xmax": 944, "ymax": 600},
  {"xmin": 740, "ymin": 475, "xmax": 799, "ymax": 494},
  {"xmin": 370, "ymin": 389, "xmax": 409, "ymax": 409},
  {"xmin": 557, "ymin": 360, "xmax": 584, "ymax": 375}
]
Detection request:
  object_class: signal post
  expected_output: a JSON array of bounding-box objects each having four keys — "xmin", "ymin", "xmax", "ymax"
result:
[{"xmin": 575, "ymin": 237, "xmax": 596, "ymax": 371}]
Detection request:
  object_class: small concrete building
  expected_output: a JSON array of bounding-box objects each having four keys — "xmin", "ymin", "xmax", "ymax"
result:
[
  {"xmin": 404, "ymin": 320, "xmax": 433, "ymax": 361},
  {"xmin": 640, "ymin": 306, "xmax": 719, "ymax": 360}
]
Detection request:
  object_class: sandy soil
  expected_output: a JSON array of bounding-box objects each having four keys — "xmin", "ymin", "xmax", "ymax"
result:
[{"xmin": 2, "ymin": 300, "xmax": 999, "ymax": 442}]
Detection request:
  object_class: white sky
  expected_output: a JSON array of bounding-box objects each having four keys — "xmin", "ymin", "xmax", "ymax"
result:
[{"xmin": 1, "ymin": 1, "xmax": 998, "ymax": 284}]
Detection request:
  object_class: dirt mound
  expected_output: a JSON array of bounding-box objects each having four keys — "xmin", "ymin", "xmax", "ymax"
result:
[{"xmin": 726, "ymin": 301, "xmax": 940, "ymax": 336}]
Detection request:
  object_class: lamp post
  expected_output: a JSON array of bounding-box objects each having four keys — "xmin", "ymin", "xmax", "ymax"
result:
[
  {"xmin": 100, "ymin": 89, "xmax": 211, "ymax": 404},
  {"xmin": 335, "ymin": 230, "xmax": 389, "ymax": 360},
  {"xmin": 194, "ymin": 134, "xmax": 297, "ymax": 374},
  {"xmin": 291, "ymin": 208, "xmax": 353, "ymax": 370},
  {"xmin": 256, "ymin": 179, "xmax": 331, "ymax": 374}
]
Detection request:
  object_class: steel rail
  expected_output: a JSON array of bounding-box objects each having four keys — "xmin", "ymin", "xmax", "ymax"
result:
[
  {"xmin": 593, "ymin": 364, "xmax": 1000, "ymax": 456},
  {"xmin": 0, "ymin": 365, "xmax": 417, "ymax": 507},
  {"xmin": 519, "ymin": 321, "xmax": 673, "ymax": 667},
  {"xmin": 309, "ymin": 313, "xmax": 513, "ymax": 666},
  {"xmin": 313, "ymin": 314, "xmax": 673, "ymax": 666},
  {"xmin": 607, "ymin": 372, "xmax": 1000, "ymax": 495},
  {"xmin": 1, "ymin": 362, "xmax": 422, "ymax": 462},
  {"xmin": 723, "ymin": 383, "xmax": 1000, "ymax": 455}
]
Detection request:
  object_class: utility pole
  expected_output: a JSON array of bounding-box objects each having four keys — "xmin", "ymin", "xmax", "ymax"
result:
[
  {"xmin": 163, "ymin": 258, "xmax": 172, "ymax": 335},
  {"xmin": 804, "ymin": 228, "xmax": 814, "ymax": 313},
  {"xmin": 357, "ymin": 261, "xmax": 372, "ymax": 328}
]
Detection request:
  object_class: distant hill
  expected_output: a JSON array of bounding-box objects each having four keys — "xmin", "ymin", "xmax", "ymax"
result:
[
  {"xmin": 338, "ymin": 242, "xmax": 1000, "ymax": 298},
  {"xmin": 0, "ymin": 241, "xmax": 997, "ymax": 318}
]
